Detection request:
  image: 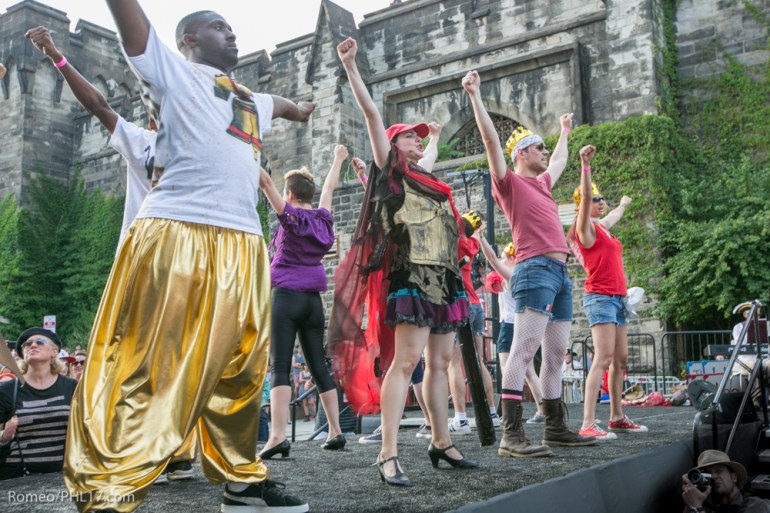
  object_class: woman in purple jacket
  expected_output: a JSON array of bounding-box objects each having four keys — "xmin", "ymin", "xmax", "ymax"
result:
[{"xmin": 258, "ymin": 145, "xmax": 348, "ymax": 459}]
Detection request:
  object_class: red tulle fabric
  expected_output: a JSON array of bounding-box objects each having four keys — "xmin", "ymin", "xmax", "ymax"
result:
[{"xmin": 328, "ymin": 153, "xmax": 463, "ymax": 414}]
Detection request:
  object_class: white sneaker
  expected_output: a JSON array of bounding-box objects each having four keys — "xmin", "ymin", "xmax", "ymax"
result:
[
  {"xmin": 448, "ymin": 418, "xmax": 471, "ymax": 435},
  {"xmin": 526, "ymin": 412, "xmax": 545, "ymax": 424},
  {"xmin": 490, "ymin": 412, "xmax": 502, "ymax": 427}
]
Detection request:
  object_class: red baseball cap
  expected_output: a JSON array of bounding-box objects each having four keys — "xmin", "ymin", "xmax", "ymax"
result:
[{"xmin": 385, "ymin": 123, "xmax": 429, "ymax": 142}]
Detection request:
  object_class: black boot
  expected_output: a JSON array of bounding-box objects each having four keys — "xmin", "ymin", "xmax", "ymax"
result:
[
  {"xmin": 542, "ymin": 398, "xmax": 596, "ymax": 447},
  {"xmin": 498, "ymin": 399, "xmax": 552, "ymax": 458}
]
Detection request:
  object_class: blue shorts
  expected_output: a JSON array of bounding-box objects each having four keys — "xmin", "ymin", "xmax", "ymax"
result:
[
  {"xmin": 583, "ymin": 292, "xmax": 627, "ymax": 327},
  {"xmin": 410, "ymin": 358, "xmax": 425, "ymax": 385},
  {"xmin": 469, "ymin": 303, "xmax": 485, "ymax": 334},
  {"xmin": 497, "ymin": 322, "xmax": 513, "ymax": 353},
  {"xmin": 511, "ymin": 256, "xmax": 573, "ymax": 322}
]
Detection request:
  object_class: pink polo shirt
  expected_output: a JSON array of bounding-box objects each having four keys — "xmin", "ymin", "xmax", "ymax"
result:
[{"xmin": 491, "ymin": 170, "xmax": 569, "ymax": 263}]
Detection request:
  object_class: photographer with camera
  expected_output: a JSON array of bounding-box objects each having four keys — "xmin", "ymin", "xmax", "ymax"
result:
[{"xmin": 682, "ymin": 450, "xmax": 770, "ymax": 512}]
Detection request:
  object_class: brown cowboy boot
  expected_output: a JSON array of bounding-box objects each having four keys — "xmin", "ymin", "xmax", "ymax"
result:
[
  {"xmin": 542, "ymin": 398, "xmax": 597, "ymax": 446},
  {"xmin": 498, "ymin": 399, "xmax": 552, "ymax": 458}
]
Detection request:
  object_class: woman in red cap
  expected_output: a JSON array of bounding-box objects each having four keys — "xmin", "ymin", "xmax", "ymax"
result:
[{"xmin": 331, "ymin": 37, "xmax": 476, "ymax": 486}]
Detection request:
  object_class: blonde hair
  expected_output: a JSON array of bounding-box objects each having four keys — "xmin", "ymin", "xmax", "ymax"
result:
[
  {"xmin": 19, "ymin": 357, "xmax": 67, "ymax": 376},
  {"xmin": 284, "ymin": 167, "xmax": 316, "ymax": 203}
]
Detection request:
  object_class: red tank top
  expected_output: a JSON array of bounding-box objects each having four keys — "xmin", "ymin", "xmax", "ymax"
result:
[{"xmin": 577, "ymin": 222, "xmax": 627, "ymax": 296}]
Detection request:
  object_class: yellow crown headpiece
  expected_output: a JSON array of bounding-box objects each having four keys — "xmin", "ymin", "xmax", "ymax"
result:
[
  {"xmin": 505, "ymin": 126, "xmax": 544, "ymax": 160},
  {"xmin": 503, "ymin": 242, "xmax": 516, "ymax": 257},
  {"xmin": 573, "ymin": 183, "xmax": 602, "ymax": 209},
  {"xmin": 462, "ymin": 210, "xmax": 483, "ymax": 230}
]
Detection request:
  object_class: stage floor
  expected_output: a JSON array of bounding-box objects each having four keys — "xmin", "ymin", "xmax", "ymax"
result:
[{"xmin": 2, "ymin": 403, "xmax": 695, "ymax": 513}]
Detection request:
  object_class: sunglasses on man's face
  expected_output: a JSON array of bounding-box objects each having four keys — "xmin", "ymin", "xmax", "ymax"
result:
[
  {"xmin": 22, "ymin": 338, "xmax": 50, "ymax": 348},
  {"xmin": 591, "ymin": 196, "xmax": 604, "ymax": 203},
  {"xmin": 529, "ymin": 143, "xmax": 546, "ymax": 152}
]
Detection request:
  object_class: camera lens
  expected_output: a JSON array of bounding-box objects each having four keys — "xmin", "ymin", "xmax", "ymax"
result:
[{"xmin": 688, "ymin": 469, "xmax": 712, "ymax": 488}]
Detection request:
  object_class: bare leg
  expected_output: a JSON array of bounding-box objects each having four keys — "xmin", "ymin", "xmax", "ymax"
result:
[
  {"xmin": 609, "ymin": 324, "xmax": 629, "ymax": 421},
  {"xmin": 318, "ymin": 389, "xmax": 342, "ymax": 439},
  {"xmin": 412, "ymin": 381, "xmax": 430, "ymax": 426},
  {"xmin": 474, "ymin": 333, "xmax": 495, "ymax": 408},
  {"xmin": 581, "ymin": 323, "xmax": 616, "ymax": 428},
  {"xmin": 379, "ymin": 324, "xmax": 430, "ymax": 478},
  {"xmin": 264, "ymin": 385, "xmax": 291, "ymax": 448},
  {"xmin": 447, "ymin": 342, "xmax": 466, "ymax": 416},
  {"xmin": 424, "ymin": 331, "xmax": 464, "ymax": 460}
]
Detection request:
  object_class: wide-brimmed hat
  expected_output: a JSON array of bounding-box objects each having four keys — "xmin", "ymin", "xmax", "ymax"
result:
[
  {"xmin": 691, "ymin": 450, "xmax": 747, "ymax": 489},
  {"xmin": 16, "ymin": 327, "xmax": 62, "ymax": 359},
  {"xmin": 623, "ymin": 383, "xmax": 646, "ymax": 401},
  {"xmin": 732, "ymin": 302, "xmax": 752, "ymax": 315},
  {"xmin": 385, "ymin": 123, "xmax": 429, "ymax": 142}
]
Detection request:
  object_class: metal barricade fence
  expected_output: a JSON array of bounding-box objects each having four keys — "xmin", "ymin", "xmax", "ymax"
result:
[{"xmin": 660, "ymin": 330, "xmax": 732, "ymax": 387}]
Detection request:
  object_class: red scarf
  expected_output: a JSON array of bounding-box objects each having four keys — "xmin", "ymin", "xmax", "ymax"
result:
[{"xmin": 328, "ymin": 152, "xmax": 463, "ymax": 414}]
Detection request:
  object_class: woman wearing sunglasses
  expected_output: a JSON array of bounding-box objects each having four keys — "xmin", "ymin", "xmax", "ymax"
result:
[
  {"xmin": 0, "ymin": 328, "xmax": 77, "ymax": 479},
  {"xmin": 568, "ymin": 145, "xmax": 646, "ymax": 441}
]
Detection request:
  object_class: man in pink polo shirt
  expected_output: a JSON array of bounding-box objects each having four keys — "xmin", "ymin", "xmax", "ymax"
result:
[{"xmin": 462, "ymin": 70, "xmax": 595, "ymax": 459}]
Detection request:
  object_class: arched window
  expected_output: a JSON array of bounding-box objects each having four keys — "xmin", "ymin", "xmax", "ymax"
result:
[{"xmin": 453, "ymin": 114, "xmax": 522, "ymax": 158}]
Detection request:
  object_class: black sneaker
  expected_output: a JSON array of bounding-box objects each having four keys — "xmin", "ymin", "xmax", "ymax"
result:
[
  {"xmin": 221, "ymin": 480, "xmax": 309, "ymax": 513},
  {"xmin": 166, "ymin": 460, "xmax": 194, "ymax": 481}
]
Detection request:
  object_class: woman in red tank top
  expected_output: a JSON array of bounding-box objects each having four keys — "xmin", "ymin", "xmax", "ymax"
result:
[{"xmin": 568, "ymin": 145, "xmax": 648, "ymax": 441}]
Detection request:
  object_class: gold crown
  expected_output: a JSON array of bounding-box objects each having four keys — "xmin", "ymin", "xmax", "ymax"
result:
[
  {"xmin": 573, "ymin": 183, "xmax": 602, "ymax": 208},
  {"xmin": 462, "ymin": 210, "xmax": 483, "ymax": 230},
  {"xmin": 505, "ymin": 126, "xmax": 533, "ymax": 158}
]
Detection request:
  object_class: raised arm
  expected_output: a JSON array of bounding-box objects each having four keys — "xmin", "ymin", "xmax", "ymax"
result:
[
  {"xmin": 337, "ymin": 38, "xmax": 390, "ymax": 169},
  {"xmin": 271, "ymin": 96, "xmax": 315, "ymax": 123},
  {"xmin": 479, "ymin": 235, "xmax": 512, "ymax": 281},
  {"xmin": 417, "ymin": 122, "xmax": 442, "ymax": 172},
  {"xmin": 544, "ymin": 113, "xmax": 573, "ymax": 186},
  {"xmin": 319, "ymin": 145, "xmax": 348, "ymax": 212},
  {"xmin": 462, "ymin": 71, "xmax": 507, "ymax": 181},
  {"xmin": 600, "ymin": 195, "xmax": 632, "ymax": 229},
  {"xmin": 574, "ymin": 145, "xmax": 597, "ymax": 249},
  {"xmin": 26, "ymin": 27, "xmax": 118, "ymax": 133},
  {"xmin": 105, "ymin": 0, "xmax": 150, "ymax": 57},
  {"xmin": 351, "ymin": 157, "xmax": 368, "ymax": 187},
  {"xmin": 259, "ymin": 166, "xmax": 286, "ymax": 216}
]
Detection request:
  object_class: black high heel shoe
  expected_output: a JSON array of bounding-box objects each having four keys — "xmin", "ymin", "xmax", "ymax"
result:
[
  {"xmin": 373, "ymin": 456, "xmax": 413, "ymax": 487},
  {"xmin": 322, "ymin": 434, "xmax": 347, "ymax": 450},
  {"xmin": 258, "ymin": 439, "xmax": 290, "ymax": 460},
  {"xmin": 428, "ymin": 443, "xmax": 479, "ymax": 469}
]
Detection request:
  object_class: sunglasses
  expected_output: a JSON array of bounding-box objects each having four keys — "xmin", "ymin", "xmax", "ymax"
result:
[
  {"xmin": 529, "ymin": 143, "xmax": 546, "ymax": 152},
  {"xmin": 22, "ymin": 338, "xmax": 51, "ymax": 348},
  {"xmin": 591, "ymin": 196, "xmax": 604, "ymax": 203}
]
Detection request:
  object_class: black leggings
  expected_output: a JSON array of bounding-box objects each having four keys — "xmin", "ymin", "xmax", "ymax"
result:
[{"xmin": 270, "ymin": 287, "xmax": 336, "ymax": 393}]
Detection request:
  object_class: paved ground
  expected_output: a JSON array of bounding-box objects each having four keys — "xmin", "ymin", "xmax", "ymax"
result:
[{"xmin": 1, "ymin": 403, "xmax": 695, "ymax": 513}]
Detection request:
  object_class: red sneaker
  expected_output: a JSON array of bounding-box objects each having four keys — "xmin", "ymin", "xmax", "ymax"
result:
[
  {"xmin": 608, "ymin": 415, "xmax": 648, "ymax": 433},
  {"xmin": 578, "ymin": 423, "xmax": 617, "ymax": 441}
]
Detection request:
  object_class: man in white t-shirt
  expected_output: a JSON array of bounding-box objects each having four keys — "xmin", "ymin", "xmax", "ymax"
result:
[
  {"xmin": 62, "ymin": 4, "xmax": 314, "ymax": 513},
  {"xmin": 26, "ymin": 25, "xmax": 200, "ymax": 483}
]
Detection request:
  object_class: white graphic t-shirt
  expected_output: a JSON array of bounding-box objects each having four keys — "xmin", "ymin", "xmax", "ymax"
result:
[
  {"xmin": 109, "ymin": 116, "xmax": 156, "ymax": 243},
  {"xmin": 126, "ymin": 27, "xmax": 273, "ymax": 235}
]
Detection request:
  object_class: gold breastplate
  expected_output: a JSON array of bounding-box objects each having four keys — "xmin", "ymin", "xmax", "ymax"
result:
[{"xmin": 393, "ymin": 182, "xmax": 459, "ymax": 272}]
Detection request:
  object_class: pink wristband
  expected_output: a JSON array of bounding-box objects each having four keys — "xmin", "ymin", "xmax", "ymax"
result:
[
  {"xmin": 561, "ymin": 127, "xmax": 571, "ymax": 134},
  {"xmin": 53, "ymin": 56, "xmax": 67, "ymax": 68},
  {"xmin": 360, "ymin": 175, "xmax": 368, "ymax": 183},
  {"xmin": 582, "ymin": 167, "xmax": 591, "ymax": 173}
]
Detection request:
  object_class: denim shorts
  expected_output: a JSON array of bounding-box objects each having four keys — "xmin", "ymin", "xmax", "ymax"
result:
[
  {"xmin": 510, "ymin": 256, "xmax": 573, "ymax": 321},
  {"xmin": 497, "ymin": 322, "xmax": 513, "ymax": 353},
  {"xmin": 583, "ymin": 292, "xmax": 627, "ymax": 327},
  {"xmin": 469, "ymin": 303, "xmax": 485, "ymax": 334}
]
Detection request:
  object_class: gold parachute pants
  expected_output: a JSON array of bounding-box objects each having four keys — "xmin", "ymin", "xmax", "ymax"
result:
[{"xmin": 64, "ymin": 218, "xmax": 270, "ymax": 512}]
